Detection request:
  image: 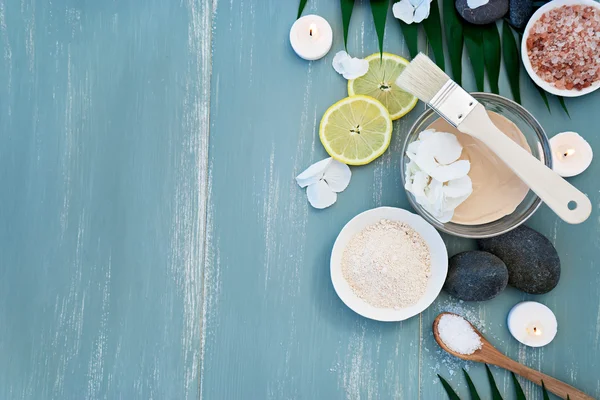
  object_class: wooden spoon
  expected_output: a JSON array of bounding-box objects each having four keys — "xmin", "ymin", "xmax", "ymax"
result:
[{"xmin": 433, "ymin": 312, "xmax": 595, "ymax": 400}]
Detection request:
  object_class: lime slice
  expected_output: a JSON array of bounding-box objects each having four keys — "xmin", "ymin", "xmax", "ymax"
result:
[
  {"xmin": 348, "ymin": 53, "xmax": 418, "ymax": 120},
  {"xmin": 319, "ymin": 95, "xmax": 393, "ymax": 166}
]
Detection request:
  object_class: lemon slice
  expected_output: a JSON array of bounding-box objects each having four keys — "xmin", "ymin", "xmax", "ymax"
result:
[
  {"xmin": 348, "ymin": 53, "xmax": 418, "ymax": 120},
  {"xmin": 319, "ymin": 95, "xmax": 393, "ymax": 166}
]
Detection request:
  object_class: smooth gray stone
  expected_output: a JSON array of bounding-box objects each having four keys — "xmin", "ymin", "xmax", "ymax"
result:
[
  {"xmin": 478, "ymin": 225, "xmax": 561, "ymax": 295},
  {"xmin": 456, "ymin": 0, "xmax": 509, "ymax": 24},
  {"xmin": 508, "ymin": 0, "xmax": 534, "ymax": 29},
  {"xmin": 444, "ymin": 251, "xmax": 509, "ymax": 301}
]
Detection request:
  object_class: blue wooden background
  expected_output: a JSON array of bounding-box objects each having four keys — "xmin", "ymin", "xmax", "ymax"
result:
[{"xmin": 1, "ymin": 0, "xmax": 599, "ymax": 399}]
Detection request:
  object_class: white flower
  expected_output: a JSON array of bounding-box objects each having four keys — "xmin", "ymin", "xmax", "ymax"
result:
[
  {"xmin": 296, "ymin": 158, "xmax": 352, "ymax": 209},
  {"xmin": 332, "ymin": 51, "xmax": 369, "ymax": 80},
  {"xmin": 404, "ymin": 130, "xmax": 472, "ymax": 222},
  {"xmin": 407, "ymin": 130, "xmax": 470, "ymax": 182},
  {"xmin": 393, "ymin": 0, "xmax": 433, "ymax": 24}
]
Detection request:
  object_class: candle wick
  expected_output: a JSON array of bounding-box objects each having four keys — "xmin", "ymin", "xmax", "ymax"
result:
[
  {"xmin": 309, "ymin": 29, "xmax": 313, "ymax": 37},
  {"xmin": 563, "ymin": 148, "xmax": 576, "ymax": 157}
]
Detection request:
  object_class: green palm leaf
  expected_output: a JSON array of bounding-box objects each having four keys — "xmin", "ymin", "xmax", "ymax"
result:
[
  {"xmin": 422, "ymin": 0, "xmax": 445, "ymax": 70},
  {"xmin": 463, "ymin": 23, "xmax": 485, "ymax": 92},
  {"xmin": 511, "ymin": 372, "xmax": 527, "ymax": 400},
  {"xmin": 463, "ymin": 369, "xmax": 482, "ymax": 400},
  {"xmin": 370, "ymin": 0, "xmax": 389, "ymax": 57},
  {"xmin": 502, "ymin": 21, "xmax": 521, "ymax": 104},
  {"xmin": 297, "ymin": 0, "xmax": 308, "ymax": 18},
  {"xmin": 534, "ymin": 83, "xmax": 552, "ymax": 113},
  {"xmin": 443, "ymin": 0, "xmax": 463, "ymax": 84},
  {"xmin": 398, "ymin": 21, "xmax": 420, "ymax": 58},
  {"xmin": 542, "ymin": 381, "xmax": 551, "ymax": 400},
  {"xmin": 482, "ymin": 23, "xmax": 501, "ymax": 94},
  {"xmin": 485, "ymin": 365, "xmax": 503, "ymax": 400},
  {"xmin": 438, "ymin": 375, "xmax": 461, "ymax": 400},
  {"xmin": 558, "ymin": 96, "xmax": 571, "ymax": 118},
  {"xmin": 341, "ymin": 0, "xmax": 355, "ymax": 49}
]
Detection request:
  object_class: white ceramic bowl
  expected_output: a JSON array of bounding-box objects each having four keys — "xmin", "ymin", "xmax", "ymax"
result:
[
  {"xmin": 521, "ymin": 0, "xmax": 600, "ymax": 97},
  {"xmin": 330, "ymin": 207, "xmax": 448, "ymax": 322}
]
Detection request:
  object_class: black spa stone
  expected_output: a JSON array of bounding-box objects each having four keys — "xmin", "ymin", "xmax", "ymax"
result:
[
  {"xmin": 455, "ymin": 0, "xmax": 509, "ymax": 25},
  {"xmin": 478, "ymin": 225, "xmax": 561, "ymax": 295},
  {"xmin": 508, "ymin": 0, "xmax": 534, "ymax": 29},
  {"xmin": 444, "ymin": 251, "xmax": 509, "ymax": 301}
]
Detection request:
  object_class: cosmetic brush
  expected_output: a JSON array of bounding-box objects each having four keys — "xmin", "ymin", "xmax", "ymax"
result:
[{"xmin": 396, "ymin": 53, "xmax": 591, "ymax": 224}]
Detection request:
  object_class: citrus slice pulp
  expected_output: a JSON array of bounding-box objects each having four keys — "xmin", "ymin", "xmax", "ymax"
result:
[
  {"xmin": 319, "ymin": 95, "xmax": 393, "ymax": 166},
  {"xmin": 348, "ymin": 52, "xmax": 418, "ymax": 120}
]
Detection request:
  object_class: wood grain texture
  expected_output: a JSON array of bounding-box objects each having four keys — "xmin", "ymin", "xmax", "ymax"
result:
[
  {"xmin": 0, "ymin": 0, "xmax": 210, "ymax": 398},
  {"xmin": 2, "ymin": 0, "xmax": 600, "ymax": 399},
  {"xmin": 202, "ymin": 1, "xmax": 600, "ymax": 400}
]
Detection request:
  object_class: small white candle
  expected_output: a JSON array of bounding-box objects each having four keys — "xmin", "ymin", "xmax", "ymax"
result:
[
  {"xmin": 549, "ymin": 131, "xmax": 593, "ymax": 178},
  {"xmin": 289, "ymin": 15, "xmax": 333, "ymax": 61},
  {"xmin": 507, "ymin": 302, "xmax": 558, "ymax": 347}
]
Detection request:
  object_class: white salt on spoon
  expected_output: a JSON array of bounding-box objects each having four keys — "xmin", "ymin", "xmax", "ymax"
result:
[
  {"xmin": 437, "ymin": 313, "xmax": 482, "ymax": 355},
  {"xmin": 432, "ymin": 312, "xmax": 594, "ymax": 400}
]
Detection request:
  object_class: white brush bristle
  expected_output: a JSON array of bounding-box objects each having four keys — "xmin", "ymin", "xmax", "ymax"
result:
[{"xmin": 396, "ymin": 53, "xmax": 451, "ymax": 103}]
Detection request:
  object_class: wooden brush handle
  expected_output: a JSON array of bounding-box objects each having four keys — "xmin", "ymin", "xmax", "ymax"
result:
[
  {"xmin": 460, "ymin": 105, "xmax": 592, "ymax": 224},
  {"xmin": 489, "ymin": 354, "xmax": 594, "ymax": 400}
]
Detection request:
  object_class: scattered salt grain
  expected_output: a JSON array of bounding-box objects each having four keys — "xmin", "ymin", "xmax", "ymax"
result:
[{"xmin": 438, "ymin": 314, "xmax": 482, "ymax": 355}]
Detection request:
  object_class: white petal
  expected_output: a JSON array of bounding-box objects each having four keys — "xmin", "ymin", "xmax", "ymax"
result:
[
  {"xmin": 332, "ymin": 51, "xmax": 351, "ymax": 75},
  {"xmin": 444, "ymin": 175, "xmax": 473, "ymax": 198},
  {"xmin": 415, "ymin": 194, "xmax": 431, "ymax": 212},
  {"xmin": 418, "ymin": 129, "xmax": 436, "ymax": 141},
  {"xmin": 435, "ymin": 210, "xmax": 454, "ymax": 223},
  {"xmin": 404, "ymin": 160, "xmax": 419, "ymax": 191},
  {"xmin": 425, "ymin": 178, "xmax": 444, "ymax": 209},
  {"xmin": 443, "ymin": 192, "xmax": 471, "ymax": 212},
  {"xmin": 343, "ymin": 60, "xmax": 369, "ymax": 80},
  {"xmin": 412, "ymin": 143, "xmax": 439, "ymax": 176},
  {"xmin": 416, "ymin": 189, "xmax": 454, "ymax": 223},
  {"xmin": 430, "ymin": 160, "xmax": 471, "ymax": 182},
  {"xmin": 467, "ymin": 0, "xmax": 489, "ymax": 9},
  {"xmin": 332, "ymin": 51, "xmax": 369, "ymax": 80},
  {"xmin": 441, "ymin": 176, "xmax": 473, "ymax": 212},
  {"xmin": 413, "ymin": 0, "xmax": 432, "ymax": 23},
  {"xmin": 306, "ymin": 180, "xmax": 337, "ymax": 209},
  {"xmin": 296, "ymin": 158, "xmax": 332, "ymax": 188},
  {"xmin": 405, "ymin": 159, "xmax": 420, "ymax": 174},
  {"xmin": 413, "ymin": 135, "xmax": 469, "ymax": 182},
  {"xmin": 323, "ymin": 160, "xmax": 352, "ymax": 192},
  {"xmin": 393, "ymin": 0, "xmax": 416, "ymax": 24},
  {"xmin": 411, "ymin": 171, "xmax": 429, "ymax": 197},
  {"xmin": 428, "ymin": 131, "xmax": 463, "ymax": 164},
  {"xmin": 406, "ymin": 140, "xmax": 421, "ymax": 158}
]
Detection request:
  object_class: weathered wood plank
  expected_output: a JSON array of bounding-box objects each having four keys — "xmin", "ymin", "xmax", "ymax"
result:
[
  {"xmin": 204, "ymin": 1, "xmax": 600, "ymax": 399},
  {"xmin": 0, "ymin": 0, "xmax": 211, "ymax": 398},
  {"xmin": 202, "ymin": 1, "xmax": 421, "ymax": 398}
]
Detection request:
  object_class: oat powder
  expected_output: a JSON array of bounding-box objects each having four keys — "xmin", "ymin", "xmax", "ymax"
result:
[{"xmin": 341, "ymin": 219, "xmax": 431, "ymax": 309}]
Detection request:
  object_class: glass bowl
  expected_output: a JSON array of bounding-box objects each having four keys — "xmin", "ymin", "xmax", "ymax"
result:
[{"xmin": 400, "ymin": 93, "xmax": 552, "ymax": 239}]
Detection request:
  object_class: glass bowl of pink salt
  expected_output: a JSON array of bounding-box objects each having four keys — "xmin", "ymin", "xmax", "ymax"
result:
[
  {"xmin": 401, "ymin": 93, "xmax": 552, "ymax": 239},
  {"xmin": 522, "ymin": 0, "xmax": 600, "ymax": 97}
]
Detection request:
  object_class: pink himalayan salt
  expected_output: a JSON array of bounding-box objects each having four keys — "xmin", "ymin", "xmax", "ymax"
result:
[{"xmin": 527, "ymin": 5, "xmax": 600, "ymax": 90}]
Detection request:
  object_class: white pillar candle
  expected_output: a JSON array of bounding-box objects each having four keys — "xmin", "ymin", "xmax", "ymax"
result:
[
  {"xmin": 507, "ymin": 302, "xmax": 558, "ymax": 347},
  {"xmin": 289, "ymin": 15, "xmax": 333, "ymax": 61},
  {"xmin": 549, "ymin": 131, "xmax": 593, "ymax": 178}
]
